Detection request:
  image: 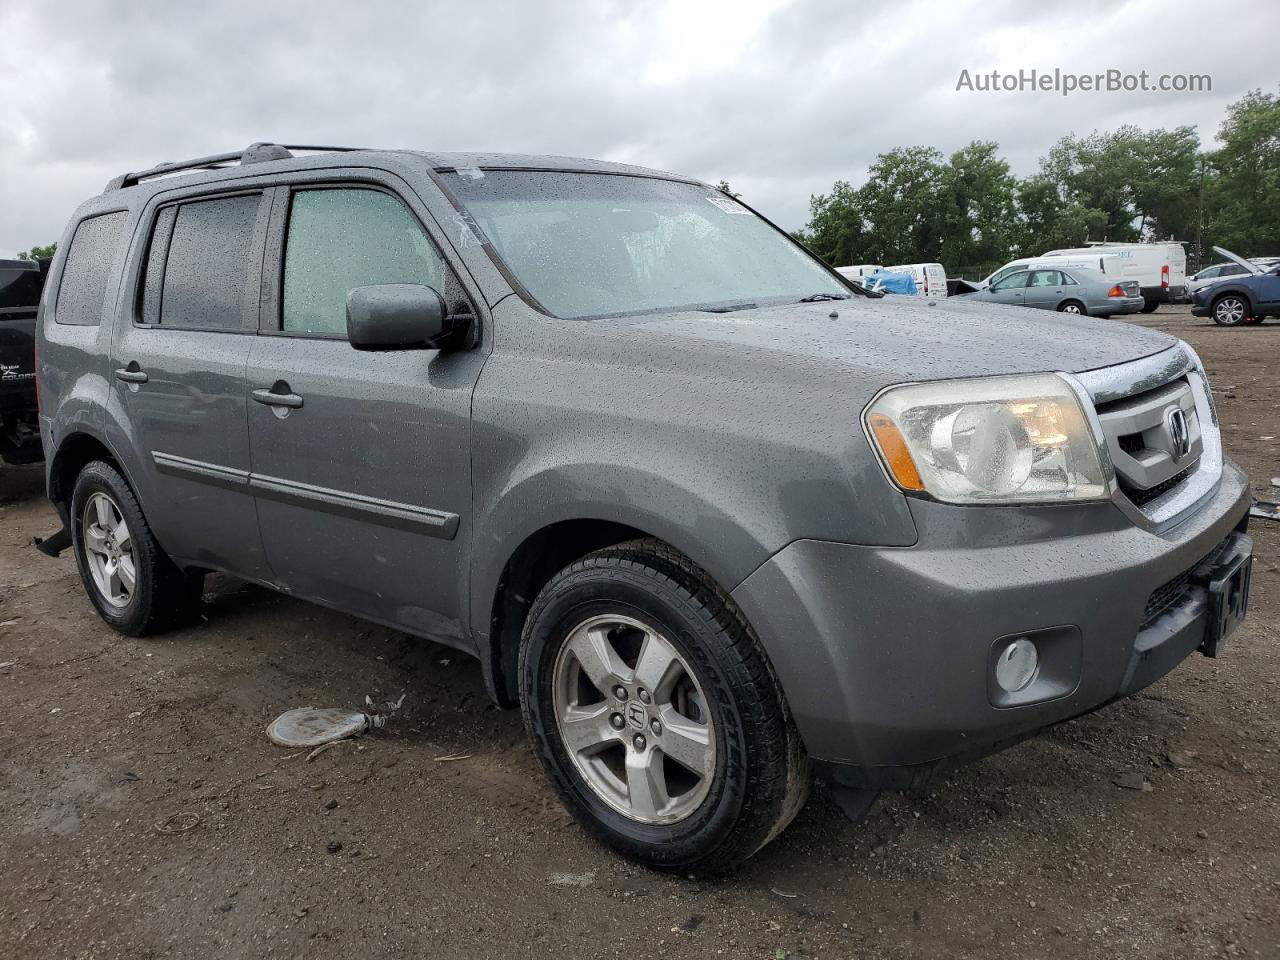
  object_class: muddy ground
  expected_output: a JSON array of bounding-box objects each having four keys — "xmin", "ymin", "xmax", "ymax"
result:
[{"xmin": 1, "ymin": 306, "xmax": 1277, "ymax": 960}]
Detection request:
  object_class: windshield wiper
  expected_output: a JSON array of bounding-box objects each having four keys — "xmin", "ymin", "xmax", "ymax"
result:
[{"xmin": 796, "ymin": 292, "xmax": 850, "ymax": 302}]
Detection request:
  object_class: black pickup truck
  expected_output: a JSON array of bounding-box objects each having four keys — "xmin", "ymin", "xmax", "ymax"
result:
[{"xmin": 0, "ymin": 257, "xmax": 47, "ymax": 464}]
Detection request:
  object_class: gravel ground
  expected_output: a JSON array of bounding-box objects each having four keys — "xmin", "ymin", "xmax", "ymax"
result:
[{"xmin": 1, "ymin": 306, "xmax": 1277, "ymax": 960}]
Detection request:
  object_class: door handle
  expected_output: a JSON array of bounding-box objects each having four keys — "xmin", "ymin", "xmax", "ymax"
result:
[
  {"xmin": 252, "ymin": 388, "xmax": 304, "ymax": 409},
  {"xmin": 114, "ymin": 367, "xmax": 148, "ymax": 384}
]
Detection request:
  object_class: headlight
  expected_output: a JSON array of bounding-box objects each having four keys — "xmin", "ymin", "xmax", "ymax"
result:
[{"xmin": 864, "ymin": 374, "xmax": 1111, "ymax": 504}]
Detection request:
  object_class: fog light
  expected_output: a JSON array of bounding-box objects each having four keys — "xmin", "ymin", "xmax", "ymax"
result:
[{"xmin": 995, "ymin": 638, "xmax": 1039, "ymax": 692}]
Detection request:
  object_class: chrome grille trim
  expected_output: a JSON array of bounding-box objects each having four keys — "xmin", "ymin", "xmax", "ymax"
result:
[
  {"xmin": 1073, "ymin": 345, "xmax": 1194, "ymax": 403},
  {"xmin": 1062, "ymin": 344, "xmax": 1223, "ymax": 531}
]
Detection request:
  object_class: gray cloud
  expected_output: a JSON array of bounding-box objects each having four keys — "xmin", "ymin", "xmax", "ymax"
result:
[{"xmin": 2, "ymin": 0, "xmax": 1274, "ymax": 254}]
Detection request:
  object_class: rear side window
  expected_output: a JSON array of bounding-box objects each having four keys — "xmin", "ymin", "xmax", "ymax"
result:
[
  {"xmin": 141, "ymin": 193, "xmax": 262, "ymax": 330},
  {"xmin": 281, "ymin": 188, "xmax": 446, "ymax": 337},
  {"xmin": 55, "ymin": 212, "xmax": 128, "ymax": 325}
]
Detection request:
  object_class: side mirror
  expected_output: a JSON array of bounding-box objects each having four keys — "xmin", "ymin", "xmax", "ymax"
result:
[{"xmin": 346, "ymin": 283, "xmax": 453, "ymax": 351}]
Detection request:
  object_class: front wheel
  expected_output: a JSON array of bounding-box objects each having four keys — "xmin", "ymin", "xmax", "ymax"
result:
[
  {"xmin": 1212, "ymin": 294, "xmax": 1250, "ymax": 326},
  {"xmin": 1057, "ymin": 300, "xmax": 1086, "ymax": 315},
  {"xmin": 519, "ymin": 539, "xmax": 808, "ymax": 874}
]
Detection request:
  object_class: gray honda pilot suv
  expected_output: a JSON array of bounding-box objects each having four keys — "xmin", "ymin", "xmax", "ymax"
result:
[{"xmin": 37, "ymin": 143, "xmax": 1253, "ymax": 873}]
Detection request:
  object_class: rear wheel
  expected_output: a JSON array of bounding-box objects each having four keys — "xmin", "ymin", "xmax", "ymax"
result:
[
  {"xmin": 519, "ymin": 539, "xmax": 808, "ymax": 874},
  {"xmin": 71, "ymin": 460, "xmax": 203, "ymax": 635},
  {"xmin": 1057, "ymin": 300, "xmax": 1085, "ymax": 315},
  {"xmin": 1211, "ymin": 294, "xmax": 1250, "ymax": 326}
]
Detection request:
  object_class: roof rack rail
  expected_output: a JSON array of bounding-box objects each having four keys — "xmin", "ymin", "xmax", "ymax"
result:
[{"xmin": 104, "ymin": 142, "xmax": 363, "ymax": 191}]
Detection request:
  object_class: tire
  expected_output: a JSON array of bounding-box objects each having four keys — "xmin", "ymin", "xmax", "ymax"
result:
[
  {"xmin": 70, "ymin": 460, "xmax": 203, "ymax": 636},
  {"xmin": 1140, "ymin": 300, "xmax": 1160, "ymax": 314},
  {"xmin": 519, "ymin": 538, "xmax": 808, "ymax": 874},
  {"xmin": 1057, "ymin": 300, "xmax": 1086, "ymax": 315},
  {"xmin": 1211, "ymin": 294, "xmax": 1250, "ymax": 327}
]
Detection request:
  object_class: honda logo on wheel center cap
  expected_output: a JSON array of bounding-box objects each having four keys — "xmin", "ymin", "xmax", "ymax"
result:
[{"xmin": 626, "ymin": 701, "xmax": 647, "ymax": 729}]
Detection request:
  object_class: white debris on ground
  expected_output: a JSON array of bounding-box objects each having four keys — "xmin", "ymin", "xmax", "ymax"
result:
[{"xmin": 265, "ymin": 693, "xmax": 406, "ymax": 748}]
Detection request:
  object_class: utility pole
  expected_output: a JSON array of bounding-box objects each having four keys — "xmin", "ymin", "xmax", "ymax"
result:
[{"xmin": 1195, "ymin": 156, "xmax": 1206, "ymax": 272}]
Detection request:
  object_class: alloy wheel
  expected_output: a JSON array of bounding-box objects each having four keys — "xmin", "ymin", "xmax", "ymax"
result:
[
  {"xmin": 552, "ymin": 614, "xmax": 715, "ymax": 824},
  {"xmin": 82, "ymin": 492, "xmax": 136, "ymax": 608},
  {"xmin": 1215, "ymin": 297, "xmax": 1246, "ymax": 325}
]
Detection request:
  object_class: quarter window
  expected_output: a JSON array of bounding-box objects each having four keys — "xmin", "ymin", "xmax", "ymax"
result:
[
  {"xmin": 281, "ymin": 189, "xmax": 445, "ymax": 337},
  {"xmin": 55, "ymin": 212, "xmax": 128, "ymax": 326}
]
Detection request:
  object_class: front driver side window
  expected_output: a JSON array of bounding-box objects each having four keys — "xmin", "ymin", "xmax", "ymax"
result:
[
  {"xmin": 991, "ymin": 271, "xmax": 1029, "ymax": 291},
  {"xmin": 282, "ymin": 188, "xmax": 446, "ymax": 337}
]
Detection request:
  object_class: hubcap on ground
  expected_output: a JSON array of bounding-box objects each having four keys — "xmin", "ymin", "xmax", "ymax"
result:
[
  {"xmin": 1216, "ymin": 298, "xmax": 1245, "ymax": 324},
  {"xmin": 82, "ymin": 492, "xmax": 135, "ymax": 608},
  {"xmin": 552, "ymin": 614, "xmax": 715, "ymax": 825}
]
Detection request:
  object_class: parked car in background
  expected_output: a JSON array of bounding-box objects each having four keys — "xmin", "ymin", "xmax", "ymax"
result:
[
  {"xmin": 0, "ymin": 257, "xmax": 48, "ymax": 465},
  {"xmin": 36, "ymin": 143, "xmax": 1252, "ymax": 873},
  {"xmin": 1042, "ymin": 242, "xmax": 1186, "ymax": 313},
  {"xmin": 1190, "ymin": 246, "xmax": 1280, "ymax": 326},
  {"xmin": 883, "ymin": 262, "xmax": 947, "ymax": 298},
  {"xmin": 978, "ymin": 253, "xmax": 1120, "ymax": 290},
  {"xmin": 1185, "ymin": 260, "xmax": 1254, "ymax": 299},
  {"xmin": 954, "ymin": 265, "xmax": 1144, "ymax": 317}
]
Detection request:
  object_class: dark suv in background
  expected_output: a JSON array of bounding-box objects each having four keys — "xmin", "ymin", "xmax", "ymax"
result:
[
  {"xmin": 36, "ymin": 143, "xmax": 1253, "ymax": 873},
  {"xmin": 1, "ymin": 256, "xmax": 48, "ymax": 464}
]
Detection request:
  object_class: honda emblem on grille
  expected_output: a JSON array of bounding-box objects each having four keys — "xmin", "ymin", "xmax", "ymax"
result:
[{"xmin": 1166, "ymin": 407, "xmax": 1191, "ymax": 461}]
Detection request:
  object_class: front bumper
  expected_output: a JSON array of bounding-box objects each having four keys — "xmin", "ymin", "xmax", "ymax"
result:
[{"xmin": 731, "ymin": 459, "xmax": 1252, "ymax": 788}]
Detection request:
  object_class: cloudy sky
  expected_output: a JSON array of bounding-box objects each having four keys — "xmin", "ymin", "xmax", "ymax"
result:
[{"xmin": 2, "ymin": 0, "xmax": 1275, "ymax": 255}]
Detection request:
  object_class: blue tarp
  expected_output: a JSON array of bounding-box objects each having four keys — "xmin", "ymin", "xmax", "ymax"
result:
[{"xmin": 863, "ymin": 270, "xmax": 918, "ymax": 295}]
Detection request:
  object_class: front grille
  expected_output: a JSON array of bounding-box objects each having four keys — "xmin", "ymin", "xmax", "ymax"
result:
[
  {"xmin": 1122, "ymin": 463, "xmax": 1197, "ymax": 506},
  {"xmin": 1142, "ymin": 569, "xmax": 1193, "ymax": 625},
  {"xmin": 1140, "ymin": 535, "xmax": 1232, "ymax": 626},
  {"xmin": 1118, "ymin": 433, "xmax": 1145, "ymax": 455},
  {"xmin": 1095, "ymin": 376, "xmax": 1200, "ymax": 511}
]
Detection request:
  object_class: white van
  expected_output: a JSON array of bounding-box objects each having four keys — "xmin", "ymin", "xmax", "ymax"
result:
[
  {"xmin": 835, "ymin": 264, "xmax": 883, "ymax": 282},
  {"xmin": 980, "ymin": 253, "xmax": 1120, "ymax": 290},
  {"xmin": 883, "ymin": 262, "xmax": 948, "ymax": 298},
  {"xmin": 1041, "ymin": 242, "xmax": 1186, "ymax": 312}
]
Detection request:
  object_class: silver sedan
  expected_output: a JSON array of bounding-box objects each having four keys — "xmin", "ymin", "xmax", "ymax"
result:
[{"xmin": 955, "ymin": 266, "xmax": 1144, "ymax": 317}]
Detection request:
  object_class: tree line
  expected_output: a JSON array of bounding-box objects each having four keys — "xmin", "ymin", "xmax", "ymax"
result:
[{"xmin": 795, "ymin": 88, "xmax": 1280, "ymax": 279}]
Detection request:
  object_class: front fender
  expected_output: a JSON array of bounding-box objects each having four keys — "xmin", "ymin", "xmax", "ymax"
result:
[{"xmin": 468, "ymin": 456, "xmax": 777, "ymax": 638}]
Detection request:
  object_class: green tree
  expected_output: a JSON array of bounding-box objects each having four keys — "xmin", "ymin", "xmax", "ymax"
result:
[
  {"xmin": 802, "ymin": 179, "xmax": 867, "ymax": 266},
  {"xmin": 1204, "ymin": 88, "xmax": 1280, "ymax": 258},
  {"xmin": 17, "ymin": 242, "xmax": 57, "ymax": 260},
  {"xmin": 854, "ymin": 146, "xmax": 947, "ymax": 265},
  {"xmin": 938, "ymin": 141, "xmax": 1020, "ymax": 275},
  {"xmin": 715, "ymin": 180, "xmax": 741, "ymax": 198}
]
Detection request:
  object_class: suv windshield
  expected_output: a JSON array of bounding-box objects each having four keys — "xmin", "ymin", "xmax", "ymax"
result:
[{"xmin": 446, "ymin": 171, "xmax": 846, "ymax": 319}]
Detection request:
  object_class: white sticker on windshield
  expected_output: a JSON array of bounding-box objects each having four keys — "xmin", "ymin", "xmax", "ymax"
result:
[{"xmin": 705, "ymin": 196, "xmax": 754, "ymax": 215}]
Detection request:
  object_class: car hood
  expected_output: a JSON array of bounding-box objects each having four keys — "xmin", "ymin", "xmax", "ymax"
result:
[
  {"xmin": 1213, "ymin": 246, "xmax": 1263, "ymax": 276},
  {"xmin": 610, "ymin": 296, "xmax": 1177, "ymax": 387}
]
